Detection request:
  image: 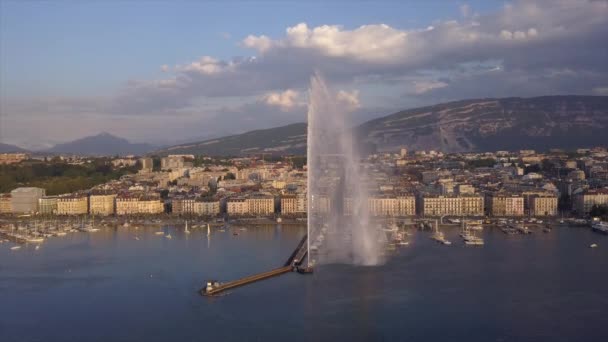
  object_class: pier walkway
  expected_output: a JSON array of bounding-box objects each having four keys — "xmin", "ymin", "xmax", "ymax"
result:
[{"xmin": 201, "ymin": 234, "xmax": 309, "ymax": 296}]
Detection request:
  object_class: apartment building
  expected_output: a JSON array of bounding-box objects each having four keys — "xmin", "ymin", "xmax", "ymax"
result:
[
  {"xmin": 485, "ymin": 193, "xmax": 524, "ymax": 216},
  {"xmin": 247, "ymin": 194, "xmax": 275, "ymax": 216},
  {"xmin": 116, "ymin": 193, "xmax": 163, "ymax": 215},
  {"xmin": 193, "ymin": 198, "xmax": 220, "ymax": 216},
  {"xmin": 573, "ymin": 189, "xmax": 608, "ymax": 214},
  {"xmin": 172, "ymin": 197, "xmax": 196, "ymax": 215},
  {"xmin": 89, "ymin": 193, "xmax": 116, "ymax": 216},
  {"xmin": 38, "ymin": 196, "xmax": 58, "ymax": 215},
  {"xmin": 529, "ymin": 195, "xmax": 558, "ymax": 216},
  {"xmin": 0, "ymin": 194, "xmax": 11, "ymax": 214},
  {"xmin": 57, "ymin": 194, "xmax": 89, "ymax": 215},
  {"xmin": 226, "ymin": 197, "xmax": 248, "ymax": 216}
]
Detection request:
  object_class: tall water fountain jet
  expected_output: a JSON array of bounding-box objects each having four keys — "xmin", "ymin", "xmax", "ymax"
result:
[{"xmin": 307, "ymin": 73, "xmax": 386, "ymax": 267}]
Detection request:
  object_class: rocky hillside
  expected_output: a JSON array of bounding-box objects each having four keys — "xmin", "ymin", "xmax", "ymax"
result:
[
  {"xmin": 155, "ymin": 123, "xmax": 307, "ymax": 156},
  {"xmin": 358, "ymin": 96, "xmax": 608, "ymax": 153},
  {"xmin": 156, "ymin": 96, "xmax": 608, "ymax": 156}
]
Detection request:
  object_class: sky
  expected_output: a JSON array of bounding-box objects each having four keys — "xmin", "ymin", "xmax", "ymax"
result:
[{"xmin": 1, "ymin": 0, "xmax": 607, "ymax": 150}]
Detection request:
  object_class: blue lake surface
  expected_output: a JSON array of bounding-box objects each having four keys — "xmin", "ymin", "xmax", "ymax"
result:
[{"xmin": 1, "ymin": 224, "xmax": 607, "ymax": 341}]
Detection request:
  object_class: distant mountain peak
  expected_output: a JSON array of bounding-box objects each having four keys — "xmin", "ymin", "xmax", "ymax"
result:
[{"xmin": 45, "ymin": 133, "xmax": 154, "ymax": 156}]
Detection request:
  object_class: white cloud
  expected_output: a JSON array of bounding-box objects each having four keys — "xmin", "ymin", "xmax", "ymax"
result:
[
  {"xmin": 175, "ymin": 56, "xmax": 230, "ymax": 74},
  {"xmin": 263, "ymin": 89, "xmax": 301, "ymax": 111}
]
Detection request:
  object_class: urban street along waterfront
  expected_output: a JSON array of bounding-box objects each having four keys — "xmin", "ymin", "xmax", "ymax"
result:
[{"xmin": 1, "ymin": 224, "xmax": 607, "ymax": 342}]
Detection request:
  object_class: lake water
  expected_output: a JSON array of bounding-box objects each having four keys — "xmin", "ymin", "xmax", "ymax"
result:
[{"xmin": 1, "ymin": 224, "xmax": 607, "ymax": 342}]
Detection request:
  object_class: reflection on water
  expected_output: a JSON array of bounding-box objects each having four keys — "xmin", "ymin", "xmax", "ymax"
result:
[{"xmin": 1, "ymin": 224, "xmax": 607, "ymax": 342}]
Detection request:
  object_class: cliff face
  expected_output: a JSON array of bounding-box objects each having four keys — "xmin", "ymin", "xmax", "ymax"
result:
[{"xmin": 358, "ymin": 96, "xmax": 608, "ymax": 152}]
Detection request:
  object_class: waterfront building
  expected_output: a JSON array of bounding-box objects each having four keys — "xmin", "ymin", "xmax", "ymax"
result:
[
  {"xmin": 57, "ymin": 194, "xmax": 89, "ymax": 215},
  {"xmin": 422, "ymin": 195, "xmax": 462, "ymax": 216},
  {"xmin": 573, "ymin": 189, "xmax": 608, "ymax": 214},
  {"xmin": 529, "ymin": 195, "xmax": 558, "ymax": 216},
  {"xmin": 193, "ymin": 198, "xmax": 220, "ymax": 216},
  {"xmin": 227, "ymin": 197, "xmax": 248, "ymax": 216},
  {"xmin": 172, "ymin": 196, "xmax": 196, "ymax": 215},
  {"xmin": 461, "ymin": 195, "xmax": 485, "ymax": 216},
  {"xmin": 281, "ymin": 195, "xmax": 297, "ymax": 215},
  {"xmin": 368, "ymin": 196, "xmax": 416, "ymax": 217},
  {"xmin": 10, "ymin": 187, "xmax": 45, "ymax": 214},
  {"xmin": 38, "ymin": 196, "xmax": 58, "ymax": 215},
  {"xmin": 116, "ymin": 193, "xmax": 163, "ymax": 215},
  {"xmin": 89, "ymin": 193, "xmax": 117, "ymax": 216},
  {"xmin": 420, "ymin": 194, "xmax": 483, "ymax": 217},
  {"xmin": 247, "ymin": 194, "xmax": 275, "ymax": 216},
  {"xmin": 486, "ymin": 193, "xmax": 524, "ymax": 216},
  {"xmin": 0, "ymin": 194, "xmax": 12, "ymax": 214}
]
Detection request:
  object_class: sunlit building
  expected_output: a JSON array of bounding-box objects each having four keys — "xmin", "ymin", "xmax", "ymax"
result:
[{"xmin": 57, "ymin": 194, "xmax": 89, "ymax": 215}]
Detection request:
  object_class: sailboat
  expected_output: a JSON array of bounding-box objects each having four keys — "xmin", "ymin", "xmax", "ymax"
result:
[
  {"xmin": 431, "ymin": 219, "xmax": 451, "ymax": 245},
  {"xmin": 207, "ymin": 224, "xmax": 211, "ymax": 237},
  {"xmin": 185, "ymin": 221, "xmax": 191, "ymax": 234}
]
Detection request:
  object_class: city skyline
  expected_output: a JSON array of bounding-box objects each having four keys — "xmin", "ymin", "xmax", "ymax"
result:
[{"xmin": 1, "ymin": 0, "xmax": 607, "ymax": 149}]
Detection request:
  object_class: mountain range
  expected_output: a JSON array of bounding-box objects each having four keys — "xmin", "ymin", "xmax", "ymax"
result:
[
  {"xmin": 0, "ymin": 143, "xmax": 29, "ymax": 153},
  {"xmin": 45, "ymin": 133, "xmax": 154, "ymax": 156},
  {"xmin": 156, "ymin": 95, "xmax": 608, "ymax": 156},
  {"xmin": 3, "ymin": 95, "xmax": 606, "ymax": 157}
]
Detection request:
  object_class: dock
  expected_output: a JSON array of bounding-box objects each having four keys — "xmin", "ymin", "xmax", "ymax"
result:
[{"xmin": 201, "ymin": 234, "xmax": 309, "ymax": 296}]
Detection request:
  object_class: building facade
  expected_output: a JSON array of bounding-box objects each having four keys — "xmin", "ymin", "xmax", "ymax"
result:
[
  {"xmin": 573, "ymin": 189, "xmax": 608, "ymax": 214},
  {"xmin": 226, "ymin": 198, "xmax": 248, "ymax": 216},
  {"xmin": 116, "ymin": 194, "xmax": 164, "ymax": 215},
  {"xmin": 57, "ymin": 195, "xmax": 89, "ymax": 215},
  {"xmin": 0, "ymin": 194, "xmax": 12, "ymax": 214},
  {"xmin": 486, "ymin": 193, "xmax": 524, "ymax": 216},
  {"xmin": 90, "ymin": 193, "xmax": 116, "ymax": 216},
  {"xmin": 10, "ymin": 187, "xmax": 45, "ymax": 214},
  {"xmin": 529, "ymin": 195, "xmax": 558, "ymax": 216},
  {"xmin": 247, "ymin": 195, "xmax": 275, "ymax": 216},
  {"xmin": 38, "ymin": 196, "xmax": 58, "ymax": 215},
  {"xmin": 281, "ymin": 195, "xmax": 297, "ymax": 215},
  {"xmin": 172, "ymin": 197, "xmax": 196, "ymax": 215},
  {"xmin": 193, "ymin": 199, "xmax": 220, "ymax": 216}
]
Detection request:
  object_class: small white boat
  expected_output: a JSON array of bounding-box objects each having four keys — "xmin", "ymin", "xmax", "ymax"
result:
[
  {"xmin": 590, "ymin": 243, "xmax": 598, "ymax": 248},
  {"xmin": 165, "ymin": 234, "xmax": 172, "ymax": 239},
  {"xmin": 10, "ymin": 246, "xmax": 21, "ymax": 251},
  {"xmin": 135, "ymin": 237, "xmax": 140, "ymax": 241},
  {"xmin": 35, "ymin": 245, "xmax": 40, "ymax": 250},
  {"xmin": 154, "ymin": 231, "xmax": 164, "ymax": 235}
]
